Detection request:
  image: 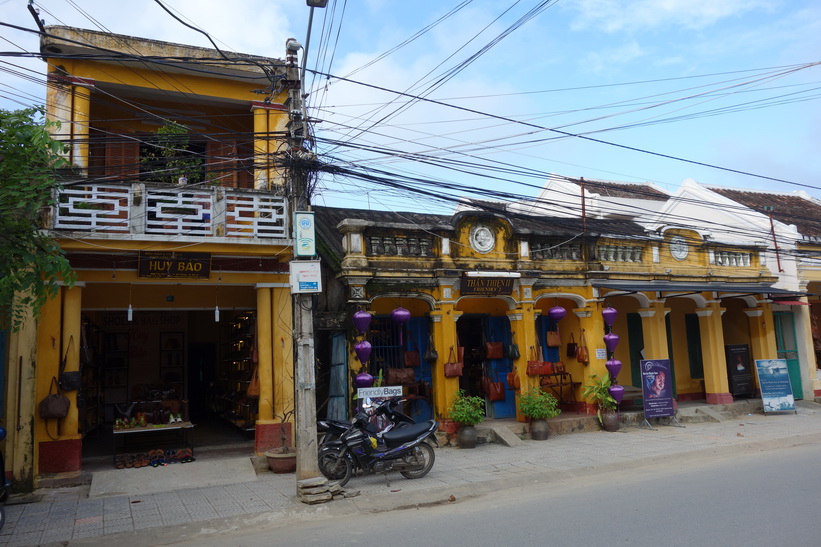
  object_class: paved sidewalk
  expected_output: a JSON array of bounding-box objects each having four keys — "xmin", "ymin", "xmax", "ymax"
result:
[{"xmin": 3, "ymin": 401, "xmax": 821, "ymax": 546}]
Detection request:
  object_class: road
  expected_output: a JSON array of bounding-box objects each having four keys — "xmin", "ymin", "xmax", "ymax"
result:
[{"xmin": 179, "ymin": 440, "xmax": 819, "ymax": 546}]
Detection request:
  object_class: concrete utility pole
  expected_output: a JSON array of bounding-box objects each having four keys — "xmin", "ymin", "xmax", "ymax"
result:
[{"xmin": 285, "ymin": 34, "xmax": 320, "ymax": 480}]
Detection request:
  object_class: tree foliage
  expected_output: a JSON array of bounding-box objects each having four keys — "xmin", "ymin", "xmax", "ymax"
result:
[
  {"xmin": 140, "ymin": 121, "xmax": 203, "ymax": 184},
  {"xmin": 0, "ymin": 108, "xmax": 75, "ymax": 331}
]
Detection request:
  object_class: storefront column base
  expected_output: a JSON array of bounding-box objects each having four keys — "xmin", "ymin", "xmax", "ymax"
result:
[
  {"xmin": 39, "ymin": 438, "xmax": 82, "ymax": 474},
  {"xmin": 254, "ymin": 421, "xmax": 292, "ymax": 454},
  {"xmin": 706, "ymin": 392, "xmax": 733, "ymax": 404}
]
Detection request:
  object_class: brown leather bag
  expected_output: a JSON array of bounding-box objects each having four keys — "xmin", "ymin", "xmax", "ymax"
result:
[
  {"xmin": 576, "ymin": 329, "xmax": 590, "ymax": 365},
  {"xmin": 526, "ymin": 345, "xmax": 553, "ymax": 376},
  {"xmin": 404, "ymin": 336, "xmax": 420, "ymax": 367},
  {"xmin": 484, "ymin": 330, "xmax": 504, "ymax": 359},
  {"xmin": 546, "ymin": 329, "xmax": 561, "ymax": 347},
  {"xmin": 506, "ymin": 367, "xmax": 521, "ymax": 390},
  {"xmin": 386, "ymin": 367, "xmax": 416, "ymax": 385},
  {"xmin": 443, "ymin": 346, "xmax": 463, "ymax": 377},
  {"xmin": 484, "ymin": 367, "xmax": 505, "ymax": 401},
  {"xmin": 247, "ymin": 366, "xmax": 260, "ymax": 397}
]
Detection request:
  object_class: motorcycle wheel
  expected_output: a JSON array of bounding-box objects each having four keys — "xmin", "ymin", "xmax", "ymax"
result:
[
  {"xmin": 0, "ymin": 505, "xmax": 5, "ymax": 531},
  {"xmin": 318, "ymin": 448, "xmax": 353, "ymax": 487},
  {"xmin": 400, "ymin": 441, "xmax": 435, "ymax": 480}
]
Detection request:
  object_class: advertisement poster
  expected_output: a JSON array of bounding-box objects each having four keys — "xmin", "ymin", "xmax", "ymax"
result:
[
  {"xmin": 640, "ymin": 359, "xmax": 675, "ymax": 418},
  {"xmin": 754, "ymin": 359, "xmax": 796, "ymax": 413},
  {"xmin": 725, "ymin": 344, "xmax": 754, "ymax": 397}
]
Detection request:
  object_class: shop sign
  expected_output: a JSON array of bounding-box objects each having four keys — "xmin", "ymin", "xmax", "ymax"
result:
[
  {"xmin": 138, "ymin": 251, "xmax": 211, "ymax": 279},
  {"xmin": 357, "ymin": 386, "xmax": 403, "ymax": 400},
  {"xmin": 460, "ymin": 274, "xmax": 515, "ymax": 296},
  {"xmin": 754, "ymin": 359, "xmax": 796, "ymax": 414},
  {"xmin": 294, "ymin": 211, "xmax": 316, "ymax": 257},
  {"xmin": 289, "ymin": 260, "xmax": 322, "ymax": 294}
]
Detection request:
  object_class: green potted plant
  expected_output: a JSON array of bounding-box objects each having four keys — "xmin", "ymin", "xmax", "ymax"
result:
[
  {"xmin": 265, "ymin": 409, "xmax": 296, "ymax": 473},
  {"xmin": 518, "ymin": 387, "xmax": 561, "ymax": 440},
  {"xmin": 448, "ymin": 389, "xmax": 485, "ymax": 448},
  {"xmin": 581, "ymin": 372, "xmax": 620, "ymax": 432}
]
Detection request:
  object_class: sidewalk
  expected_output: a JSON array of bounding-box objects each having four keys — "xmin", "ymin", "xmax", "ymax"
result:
[{"xmin": 3, "ymin": 400, "xmax": 821, "ymax": 547}]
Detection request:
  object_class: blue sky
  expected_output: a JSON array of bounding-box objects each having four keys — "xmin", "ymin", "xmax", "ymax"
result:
[{"xmin": 1, "ymin": 0, "xmax": 819, "ymax": 213}]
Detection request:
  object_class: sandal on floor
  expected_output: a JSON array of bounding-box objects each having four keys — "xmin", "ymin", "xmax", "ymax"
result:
[{"xmin": 115, "ymin": 455, "xmax": 126, "ymax": 469}]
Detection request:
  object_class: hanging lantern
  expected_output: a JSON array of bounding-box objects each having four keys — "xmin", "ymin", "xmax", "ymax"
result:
[
  {"xmin": 602, "ymin": 306, "xmax": 618, "ymax": 327},
  {"xmin": 355, "ymin": 370, "xmax": 374, "ymax": 388},
  {"xmin": 353, "ymin": 310, "xmax": 372, "ymax": 334},
  {"xmin": 604, "ymin": 332, "xmax": 620, "ymax": 353},
  {"xmin": 548, "ymin": 305, "xmax": 566, "ymax": 321},
  {"xmin": 608, "ymin": 384, "xmax": 625, "ymax": 405},
  {"xmin": 354, "ymin": 340, "xmax": 372, "ymax": 365},
  {"xmin": 391, "ymin": 307, "xmax": 411, "ymax": 325},
  {"xmin": 605, "ymin": 359, "xmax": 622, "ymax": 379}
]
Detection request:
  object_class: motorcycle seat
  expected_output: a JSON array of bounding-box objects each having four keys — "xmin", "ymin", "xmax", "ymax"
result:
[{"xmin": 381, "ymin": 421, "xmax": 434, "ymax": 447}]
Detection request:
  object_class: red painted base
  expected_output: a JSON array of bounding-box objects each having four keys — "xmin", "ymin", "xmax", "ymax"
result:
[
  {"xmin": 814, "ymin": 389, "xmax": 821, "ymax": 398},
  {"xmin": 676, "ymin": 392, "xmax": 705, "ymax": 402},
  {"xmin": 39, "ymin": 439, "xmax": 82, "ymax": 474},
  {"xmin": 706, "ymin": 392, "xmax": 734, "ymax": 404},
  {"xmin": 254, "ymin": 422, "xmax": 292, "ymax": 454}
]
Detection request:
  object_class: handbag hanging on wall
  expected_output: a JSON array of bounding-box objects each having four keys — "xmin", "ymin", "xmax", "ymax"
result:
[
  {"xmin": 485, "ymin": 366, "xmax": 505, "ymax": 401},
  {"xmin": 506, "ymin": 366, "xmax": 521, "ymax": 390},
  {"xmin": 404, "ymin": 336, "xmax": 421, "ymax": 367},
  {"xmin": 526, "ymin": 345, "xmax": 553, "ymax": 376},
  {"xmin": 40, "ymin": 376, "xmax": 70, "ymax": 419},
  {"xmin": 386, "ymin": 367, "xmax": 416, "ymax": 385},
  {"xmin": 423, "ymin": 334, "xmax": 438, "ymax": 362},
  {"xmin": 443, "ymin": 346, "xmax": 464, "ymax": 377},
  {"xmin": 58, "ymin": 335, "xmax": 82, "ymax": 392},
  {"xmin": 576, "ymin": 329, "xmax": 590, "ymax": 365},
  {"xmin": 484, "ymin": 330, "xmax": 504, "ymax": 360},
  {"xmin": 247, "ymin": 366, "xmax": 260, "ymax": 397},
  {"xmin": 566, "ymin": 333, "xmax": 578, "ymax": 359},
  {"xmin": 505, "ymin": 341, "xmax": 521, "ymax": 360},
  {"xmin": 546, "ymin": 328, "xmax": 561, "ymax": 347}
]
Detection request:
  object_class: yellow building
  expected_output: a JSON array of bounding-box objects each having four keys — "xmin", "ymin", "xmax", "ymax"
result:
[
  {"xmin": 4, "ymin": 27, "xmax": 298, "ymax": 490},
  {"xmin": 314, "ymin": 199, "xmax": 797, "ymax": 422}
]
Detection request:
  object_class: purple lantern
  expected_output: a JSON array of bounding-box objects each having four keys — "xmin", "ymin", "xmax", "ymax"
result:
[
  {"xmin": 354, "ymin": 340, "xmax": 372, "ymax": 365},
  {"xmin": 603, "ymin": 332, "xmax": 620, "ymax": 353},
  {"xmin": 602, "ymin": 306, "xmax": 618, "ymax": 327},
  {"xmin": 353, "ymin": 310, "xmax": 372, "ymax": 334},
  {"xmin": 605, "ymin": 359, "xmax": 622, "ymax": 379},
  {"xmin": 608, "ymin": 384, "xmax": 625, "ymax": 405},
  {"xmin": 391, "ymin": 307, "xmax": 411, "ymax": 325},
  {"xmin": 548, "ymin": 305, "xmax": 566, "ymax": 321},
  {"xmin": 355, "ymin": 370, "xmax": 374, "ymax": 388}
]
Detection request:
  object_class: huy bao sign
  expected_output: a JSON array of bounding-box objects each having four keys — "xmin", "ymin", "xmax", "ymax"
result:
[
  {"xmin": 460, "ymin": 274, "xmax": 515, "ymax": 296},
  {"xmin": 138, "ymin": 251, "xmax": 211, "ymax": 279}
]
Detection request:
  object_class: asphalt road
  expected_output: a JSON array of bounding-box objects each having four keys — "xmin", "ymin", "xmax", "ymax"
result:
[{"xmin": 185, "ymin": 439, "xmax": 820, "ymax": 546}]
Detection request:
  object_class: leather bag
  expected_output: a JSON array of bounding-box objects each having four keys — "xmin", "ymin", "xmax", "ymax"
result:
[
  {"xmin": 506, "ymin": 366, "xmax": 521, "ymax": 390},
  {"xmin": 546, "ymin": 328, "xmax": 561, "ymax": 347},
  {"xmin": 576, "ymin": 329, "xmax": 590, "ymax": 365},
  {"xmin": 566, "ymin": 333, "xmax": 578, "ymax": 359},
  {"xmin": 404, "ymin": 336, "xmax": 421, "ymax": 367},
  {"xmin": 40, "ymin": 377, "xmax": 70, "ymax": 419},
  {"xmin": 484, "ymin": 367, "xmax": 505, "ymax": 401},
  {"xmin": 505, "ymin": 342, "xmax": 521, "ymax": 360},
  {"xmin": 423, "ymin": 334, "xmax": 438, "ymax": 362},
  {"xmin": 526, "ymin": 345, "xmax": 554, "ymax": 376},
  {"xmin": 247, "ymin": 366, "xmax": 260, "ymax": 397},
  {"xmin": 59, "ymin": 336, "xmax": 82, "ymax": 392},
  {"xmin": 386, "ymin": 367, "xmax": 416, "ymax": 385},
  {"xmin": 484, "ymin": 330, "xmax": 504, "ymax": 360},
  {"xmin": 443, "ymin": 346, "xmax": 463, "ymax": 377}
]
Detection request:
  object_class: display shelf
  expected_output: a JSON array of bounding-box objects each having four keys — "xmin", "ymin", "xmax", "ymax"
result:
[
  {"xmin": 79, "ymin": 315, "xmax": 103, "ymax": 433},
  {"xmin": 210, "ymin": 312, "xmax": 257, "ymax": 432},
  {"xmin": 103, "ymin": 332, "xmax": 129, "ymax": 418},
  {"xmin": 160, "ymin": 332, "xmax": 186, "ymax": 400}
]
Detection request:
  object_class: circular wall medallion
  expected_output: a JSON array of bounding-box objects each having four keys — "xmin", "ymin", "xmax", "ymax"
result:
[
  {"xmin": 470, "ymin": 225, "xmax": 496, "ymax": 254},
  {"xmin": 669, "ymin": 236, "xmax": 689, "ymax": 261}
]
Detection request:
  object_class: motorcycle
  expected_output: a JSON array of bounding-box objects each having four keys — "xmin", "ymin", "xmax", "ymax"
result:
[
  {"xmin": 318, "ymin": 398, "xmax": 439, "ymax": 487},
  {"xmin": 0, "ymin": 426, "xmax": 9, "ymax": 531},
  {"xmin": 317, "ymin": 396, "xmax": 415, "ymax": 447}
]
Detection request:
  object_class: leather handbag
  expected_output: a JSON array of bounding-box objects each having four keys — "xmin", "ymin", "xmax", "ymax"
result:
[
  {"xmin": 546, "ymin": 328, "xmax": 561, "ymax": 347},
  {"xmin": 566, "ymin": 333, "xmax": 578, "ymax": 359},
  {"xmin": 40, "ymin": 377, "xmax": 70, "ymax": 419},
  {"xmin": 443, "ymin": 346, "xmax": 463, "ymax": 377},
  {"xmin": 423, "ymin": 334, "xmax": 438, "ymax": 362},
  {"xmin": 506, "ymin": 366, "xmax": 521, "ymax": 390},
  {"xmin": 59, "ymin": 336, "xmax": 82, "ymax": 392},
  {"xmin": 484, "ymin": 367, "xmax": 505, "ymax": 401},
  {"xmin": 484, "ymin": 330, "xmax": 504, "ymax": 360},
  {"xmin": 247, "ymin": 366, "xmax": 260, "ymax": 397},
  {"xmin": 505, "ymin": 342, "xmax": 521, "ymax": 360},
  {"xmin": 576, "ymin": 329, "xmax": 590, "ymax": 365},
  {"xmin": 386, "ymin": 367, "xmax": 416, "ymax": 385},
  {"xmin": 526, "ymin": 345, "xmax": 554, "ymax": 376},
  {"xmin": 404, "ymin": 336, "xmax": 421, "ymax": 367}
]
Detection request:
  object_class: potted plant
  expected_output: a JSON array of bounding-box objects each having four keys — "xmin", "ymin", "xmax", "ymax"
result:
[
  {"xmin": 447, "ymin": 389, "xmax": 485, "ymax": 448},
  {"xmin": 582, "ymin": 372, "xmax": 620, "ymax": 432},
  {"xmin": 265, "ymin": 409, "xmax": 296, "ymax": 473},
  {"xmin": 518, "ymin": 387, "xmax": 561, "ymax": 440}
]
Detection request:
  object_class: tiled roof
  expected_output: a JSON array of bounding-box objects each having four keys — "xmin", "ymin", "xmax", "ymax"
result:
[
  {"xmin": 573, "ymin": 179, "xmax": 669, "ymax": 201},
  {"xmin": 710, "ymin": 188, "xmax": 821, "ymax": 239}
]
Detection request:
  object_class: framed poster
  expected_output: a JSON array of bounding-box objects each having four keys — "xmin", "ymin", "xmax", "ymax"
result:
[
  {"xmin": 754, "ymin": 359, "xmax": 796, "ymax": 414},
  {"xmin": 640, "ymin": 359, "xmax": 675, "ymax": 418},
  {"xmin": 725, "ymin": 344, "xmax": 754, "ymax": 397}
]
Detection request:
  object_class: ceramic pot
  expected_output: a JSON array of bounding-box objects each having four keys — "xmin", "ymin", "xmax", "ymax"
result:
[
  {"xmin": 457, "ymin": 425, "xmax": 478, "ymax": 448},
  {"xmin": 265, "ymin": 450, "xmax": 296, "ymax": 473},
  {"xmin": 439, "ymin": 419, "xmax": 459, "ymax": 435},
  {"xmin": 601, "ymin": 409, "xmax": 620, "ymax": 432},
  {"xmin": 530, "ymin": 419, "xmax": 549, "ymax": 440}
]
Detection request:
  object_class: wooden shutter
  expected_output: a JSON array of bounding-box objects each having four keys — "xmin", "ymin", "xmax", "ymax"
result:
[{"xmin": 105, "ymin": 137, "xmax": 139, "ymax": 181}]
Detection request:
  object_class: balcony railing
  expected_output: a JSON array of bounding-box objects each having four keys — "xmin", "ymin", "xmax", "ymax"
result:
[{"xmin": 52, "ymin": 183, "xmax": 289, "ymax": 240}]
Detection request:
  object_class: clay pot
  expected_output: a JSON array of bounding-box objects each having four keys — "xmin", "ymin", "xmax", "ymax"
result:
[
  {"xmin": 530, "ymin": 419, "xmax": 549, "ymax": 440},
  {"xmin": 601, "ymin": 409, "xmax": 620, "ymax": 432},
  {"xmin": 265, "ymin": 449, "xmax": 296, "ymax": 473},
  {"xmin": 457, "ymin": 425, "xmax": 478, "ymax": 449}
]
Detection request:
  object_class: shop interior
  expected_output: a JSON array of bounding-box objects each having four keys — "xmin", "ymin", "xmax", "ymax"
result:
[{"xmin": 79, "ymin": 309, "xmax": 258, "ymax": 466}]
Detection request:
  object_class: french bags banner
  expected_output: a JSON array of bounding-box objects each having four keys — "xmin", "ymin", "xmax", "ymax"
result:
[
  {"xmin": 754, "ymin": 359, "xmax": 795, "ymax": 413},
  {"xmin": 640, "ymin": 359, "xmax": 675, "ymax": 418}
]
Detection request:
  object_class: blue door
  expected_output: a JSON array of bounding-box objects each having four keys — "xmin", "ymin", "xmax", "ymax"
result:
[
  {"xmin": 407, "ymin": 318, "xmax": 433, "ymax": 421},
  {"xmin": 485, "ymin": 316, "xmax": 516, "ymax": 418}
]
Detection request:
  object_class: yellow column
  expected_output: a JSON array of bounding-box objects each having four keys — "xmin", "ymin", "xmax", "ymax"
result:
[
  {"xmin": 429, "ymin": 306, "xmax": 462, "ymax": 419},
  {"xmin": 255, "ymin": 287, "xmax": 274, "ymax": 421},
  {"xmin": 272, "ymin": 286, "xmax": 294, "ymax": 421},
  {"xmin": 507, "ymin": 302, "xmax": 538, "ymax": 421},
  {"xmin": 639, "ymin": 302, "xmax": 670, "ymax": 360},
  {"xmin": 35, "ymin": 291, "xmax": 63, "ymax": 473},
  {"xmin": 745, "ymin": 306, "xmax": 777, "ymax": 361},
  {"xmin": 72, "ymin": 84, "xmax": 91, "ymax": 172},
  {"xmin": 576, "ymin": 303, "xmax": 606, "ymax": 412},
  {"xmin": 60, "ymin": 285, "xmax": 83, "ymax": 438},
  {"xmin": 252, "ymin": 104, "xmax": 270, "ymax": 189},
  {"xmin": 697, "ymin": 301, "xmax": 733, "ymax": 404}
]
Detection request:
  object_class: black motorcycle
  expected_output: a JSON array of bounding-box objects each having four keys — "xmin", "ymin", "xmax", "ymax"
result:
[
  {"xmin": 0, "ymin": 426, "xmax": 9, "ymax": 531},
  {"xmin": 318, "ymin": 398, "xmax": 438, "ymax": 487},
  {"xmin": 317, "ymin": 396, "xmax": 415, "ymax": 447}
]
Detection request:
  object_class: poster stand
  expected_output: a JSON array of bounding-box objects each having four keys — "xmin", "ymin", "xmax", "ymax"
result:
[
  {"xmin": 639, "ymin": 415, "xmax": 684, "ymax": 430},
  {"xmin": 754, "ymin": 359, "xmax": 797, "ymax": 415}
]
